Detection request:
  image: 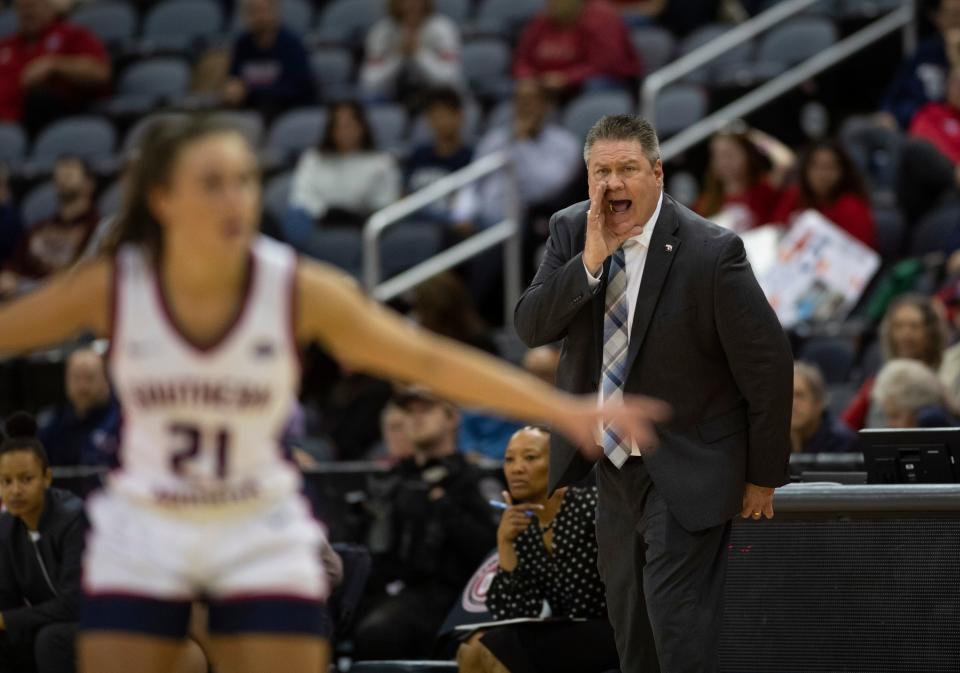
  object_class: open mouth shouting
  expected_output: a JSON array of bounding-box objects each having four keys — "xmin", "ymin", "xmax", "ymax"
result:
[{"xmin": 608, "ymin": 199, "xmax": 632, "ymax": 214}]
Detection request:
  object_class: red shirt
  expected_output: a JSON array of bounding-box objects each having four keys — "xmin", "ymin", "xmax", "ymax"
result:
[
  {"xmin": 771, "ymin": 185, "xmax": 877, "ymax": 250},
  {"xmin": 0, "ymin": 18, "xmax": 109, "ymax": 122},
  {"xmin": 909, "ymin": 102, "xmax": 960, "ymax": 164},
  {"xmin": 513, "ymin": 0, "xmax": 642, "ymax": 84}
]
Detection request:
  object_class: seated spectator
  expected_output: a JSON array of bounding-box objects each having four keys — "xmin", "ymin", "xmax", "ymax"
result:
[
  {"xmin": 38, "ymin": 347, "xmax": 120, "ymax": 471},
  {"xmin": 0, "ymin": 156, "xmax": 100, "ymax": 297},
  {"xmin": 221, "ymin": 0, "xmax": 314, "ymax": 118},
  {"xmin": 284, "ymin": 101, "xmax": 401, "ymax": 247},
  {"xmin": 0, "ymin": 412, "xmax": 84, "ymax": 673},
  {"xmin": 513, "ymin": 0, "xmax": 641, "ymax": 101},
  {"xmin": 843, "ymin": 294, "xmax": 949, "ymax": 430},
  {"xmin": 694, "ymin": 123, "xmax": 794, "ymax": 232},
  {"xmin": 457, "ymin": 427, "xmax": 618, "ymax": 673},
  {"xmin": 878, "ymin": 0, "xmax": 960, "ymax": 130},
  {"xmin": 771, "ymin": 140, "xmax": 876, "ymax": 249},
  {"xmin": 898, "ymin": 64, "xmax": 960, "ymax": 226},
  {"xmin": 366, "ymin": 400, "xmax": 415, "ymax": 464},
  {"xmin": 0, "ymin": 164, "xmax": 22, "ymax": 267},
  {"xmin": 871, "ymin": 359, "xmax": 957, "ymax": 428},
  {"xmin": 791, "ymin": 362, "xmax": 858, "ymax": 454},
  {"xmin": 359, "ymin": 0, "xmax": 463, "ymax": 108},
  {"xmin": 404, "ymin": 87, "xmax": 473, "ymax": 223},
  {"xmin": 353, "ymin": 387, "xmax": 497, "ymax": 661},
  {"xmin": 0, "ymin": 0, "xmax": 110, "ymax": 135}
]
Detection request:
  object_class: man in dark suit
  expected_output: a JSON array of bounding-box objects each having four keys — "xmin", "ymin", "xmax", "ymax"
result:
[{"xmin": 514, "ymin": 115, "xmax": 793, "ymax": 673}]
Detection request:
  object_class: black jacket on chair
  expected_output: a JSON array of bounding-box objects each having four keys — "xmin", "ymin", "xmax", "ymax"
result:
[
  {"xmin": 0, "ymin": 488, "xmax": 85, "ymax": 643},
  {"xmin": 515, "ymin": 195, "xmax": 794, "ymax": 531}
]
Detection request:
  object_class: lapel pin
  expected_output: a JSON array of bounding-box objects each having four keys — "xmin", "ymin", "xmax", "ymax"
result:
[{"xmin": 664, "ymin": 244, "xmax": 673, "ymax": 253}]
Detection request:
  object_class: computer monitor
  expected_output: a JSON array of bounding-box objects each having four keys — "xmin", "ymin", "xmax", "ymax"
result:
[{"xmin": 858, "ymin": 428, "xmax": 960, "ymax": 484}]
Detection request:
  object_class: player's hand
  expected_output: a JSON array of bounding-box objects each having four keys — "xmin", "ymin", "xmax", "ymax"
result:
[
  {"xmin": 555, "ymin": 395, "xmax": 670, "ymax": 460},
  {"xmin": 740, "ymin": 483, "xmax": 775, "ymax": 520},
  {"xmin": 496, "ymin": 491, "xmax": 541, "ymax": 545}
]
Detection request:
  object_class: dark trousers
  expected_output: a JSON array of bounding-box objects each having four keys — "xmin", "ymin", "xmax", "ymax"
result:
[
  {"xmin": 0, "ymin": 623, "xmax": 78, "ymax": 673},
  {"xmin": 480, "ymin": 618, "xmax": 620, "ymax": 673},
  {"xmin": 596, "ymin": 458, "xmax": 731, "ymax": 673},
  {"xmin": 352, "ymin": 583, "xmax": 458, "ymax": 660}
]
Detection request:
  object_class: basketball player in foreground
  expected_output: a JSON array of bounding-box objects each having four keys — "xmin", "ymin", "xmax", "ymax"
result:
[{"xmin": 0, "ymin": 116, "xmax": 667, "ymax": 673}]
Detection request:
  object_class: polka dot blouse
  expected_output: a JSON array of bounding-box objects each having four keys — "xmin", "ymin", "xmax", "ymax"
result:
[{"xmin": 486, "ymin": 486, "xmax": 606, "ymax": 620}]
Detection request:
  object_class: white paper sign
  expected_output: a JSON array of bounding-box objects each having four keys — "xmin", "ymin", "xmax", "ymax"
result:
[{"xmin": 758, "ymin": 210, "xmax": 880, "ymax": 328}]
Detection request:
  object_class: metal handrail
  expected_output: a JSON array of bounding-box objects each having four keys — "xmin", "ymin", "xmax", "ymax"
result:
[
  {"xmin": 658, "ymin": 3, "xmax": 913, "ymax": 162},
  {"xmin": 361, "ymin": 149, "xmax": 523, "ymax": 325},
  {"xmin": 640, "ymin": 0, "xmax": 824, "ymax": 125}
]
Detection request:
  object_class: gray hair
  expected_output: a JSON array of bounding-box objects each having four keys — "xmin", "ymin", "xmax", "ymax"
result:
[
  {"xmin": 794, "ymin": 361, "xmax": 826, "ymax": 405},
  {"xmin": 871, "ymin": 359, "xmax": 945, "ymax": 413},
  {"xmin": 583, "ymin": 114, "xmax": 661, "ymax": 166}
]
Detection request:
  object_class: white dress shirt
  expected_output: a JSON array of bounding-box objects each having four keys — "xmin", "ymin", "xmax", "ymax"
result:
[{"xmin": 585, "ymin": 190, "xmax": 664, "ymax": 456}]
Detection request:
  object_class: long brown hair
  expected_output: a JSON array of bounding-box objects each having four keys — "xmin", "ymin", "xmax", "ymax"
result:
[
  {"xmin": 102, "ymin": 115, "xmax": 250, "ymax": 258},
  {"xmin": 697, "ymin": 126, "xmax": 772, "ymax": 217},
  {"xmin": 797, "ymin": 139, "xmax": 869, "ymax": 209}
]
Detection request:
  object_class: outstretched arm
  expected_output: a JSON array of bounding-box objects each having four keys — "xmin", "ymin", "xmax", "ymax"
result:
[
  {"xmin": 296, "ymin": 260, "xmax": 667, "ymax": 451},
  {"xmin": 0, "ymin": 258, "xmax": 110, "ymax": 355}
]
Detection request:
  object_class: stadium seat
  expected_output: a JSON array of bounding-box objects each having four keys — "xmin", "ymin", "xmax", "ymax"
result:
[
  {"xmin": 30, "ymin": 116, "xmax": 117, "ymax": 173},
  {"xmin": 97, "ymin": 179, "xmax": 123, "ymax": 218},
  {"xmin": 753, "ymin": 16, "xmax": 838, "ymax": 76},
  {"xmin": 310, "ymin": 47, "xmax": 355, "ymax": 102},
  {"xmin": 122, "ymin": 112, "xmax": 190, "ymax": 156},
  {"xmin": 21, "ymin": 181, "xmax": 58, "ymax": 227},
  {"xmin": 563, "ymin": 90, "xmax": 634, "ymax": 141},
  {"xmin": 652, "ymin": 84, "xmax": 708, "ymax": 139},
  {"xmin": 0, "ymin": 7, "xmax": 15, "ymax": 39},
  {"xmin": 230, "ymin": 0, "xmax": 313, "ymax": 34},
  {"xmin": 911, "ymin": 206, "xmax": 960, "ymax": 256},
  {"xmin": 300, "ymin": 227, "xmax": 362, "ymax": 275},
  {"xmin": 872, "ymin": 206, "xmax": 905, "ymax": 260},
  {"xmin": 474, "ymin": 0, "xmax": 544, "ymax": 39},
  {"xmin": 210, "ymin": 109, "xmax": 265, "ymax": 146},
  {"xmin": 380, "ymin": 222, "xmax": 443, "ymax": 278},
  {"xmin": 826, "ymin": 382, "xmax": 858, "ymax": 418},
  {"xmin": 434, "ymin": 0, "xmax": 471, "ymax": 23},
  {"xmin": 264, "ymin": 107, "xmax": 327, "ymax": 167},
  {"xmin": 631, "ymin": 25, "xmax": 676, "ymax": 75},
  {"xmin": 461, "ymin": 38, "xmax": 513, "ymax": 100},
  {"xmin": 840, "ymin": 116, "xmax": 903, "ymax": 194},
  {"xmin": 316, "ymin": 0, "xmax": 385, "ymax": 45},
  {"xmin": 0, "ymin": 123, "xmax": 27, "ymax": 167},
  {"xmin": 263, "ymin": 171, "xmax": 294, "ymax": 224},
  {"xmin": 367, "ymin": 104, "xmax": 409, "ymax": 152},
  {"xmin": 799, "ymin": 337, "xmax": 857, "ymax": 384},
  {"xmin": 107, "ymin": 57, "xmax": 192, "ymax": 115},
  {"xmin": 71, "ymin": 2, "xmax": 138, "ymax": 49},
  {"xmin": 142, "ymin": 0, "xmax": 224, "ymax": 53},
  {"xmin": 679, "ymin": 23, "xmax": 753, "ymax": 86}
]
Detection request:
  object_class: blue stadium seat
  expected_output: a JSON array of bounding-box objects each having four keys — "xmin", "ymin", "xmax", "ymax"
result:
[
  {"xmin": 563, "ymin": 90, "xmax": 634, "ymax": 141},
  {"xmin": 381, "ymin": 222, "xmax": 443, "ymax": 278},
  {"xmin": 631, "ymin": 25, "xmax": 676, "ymax": 75},
  {"xmin": 210, "ymin": 110, "xmax": 265, "ymax": 146},
  {"xmin": 872, "ymin": 206, "xmax": 905, "ymax": 260},
  {"xmin": 461, "ymin": 38, "xmax": 513, "ymax": 100},
  {"xmin": 72, "ymin": 2, "xmax": 138, "ymax": 49},
  {"xmin": 434, "ymin": 0, "xmax": 471, "ymax": 23},
  {"xmin": 911, "ymin": 205, "xmax": 960, "ymax": 256},
  {"xmin": 474, "ymin": 0, "xmax": 544, "ymax": 39},
  {"xmin": 30, "ymin": 116, "xmax": 117, "ymax": 173},
  {"xmin": 653, "ymin": 83, "xmax": 708, "ymax": 139},
  {"xmin": 0, "ymin": 123, "xmax": 27, "ymax": 167},
  {"xmin": 122, "ymin": 112, "xmax": 190, "ymax": 156},
  {"xmin": 679, "ymin": 23, "xmax": 753, "ymax": 86},
  {"xmin": 316, "ymin": 0, "xmax": 385, "ymax": 45},
  {"xmin": 0, "ymin": 8, "xmax": 16, "ymax": 39},
  {"xmin": 840, "ymin": 116, "xmax": 903, "ymax": 194},
  {"xmin": 21, "ymin": 181, "xmax": 58, "ymax": 227},
  {"xmin": 108, "ymin": 57, "xmax": 191, "ymax": 115},
  {"xmin": 301, "ymin": 227, "xmax": 362, "ymax": 275},
  {"xmin": 799, "ymin": 337, "xmax": 857, "ymax": 384},
  {"xmin": 752, "ymin": 16, "xmax": 838, "ymax": 77},
  {"xmin": 142, "ymin": 0, "xmax": 224, "ymax": 53},
  {"xmin": 310, "ymin": 47, "xmax": 355, "ymax": 102},
  {"xmin": 367, "ymin": 104, "xmax": 408, "ymax": 152},
  {"xmin": 263, "ymin": 171, "xmax": 293, "ymax": 224},
  {"xmin": 264, "ymin": 107, "xmax": 327, "ymax": 166}
]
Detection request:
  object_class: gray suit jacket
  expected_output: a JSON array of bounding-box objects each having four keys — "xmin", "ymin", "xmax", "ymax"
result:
[{"xmin": 514, "ymin": 194, "xmax": 793, "ymax": 531}]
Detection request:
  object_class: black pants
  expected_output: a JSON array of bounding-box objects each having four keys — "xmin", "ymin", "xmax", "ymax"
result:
[
  {"xmin": 352, "ymin": 583, "xmax": 459, "ymax": 660},
  {"xmin": 0, "ymin": 623, "xmax": 78, "ymax": 673},
  {"xmin": 596, "ymin": 458, "xmax": 731, "ymax": 673},
  {"xmin": 480, "ymin": 618, "xmax": 620, "ymax": 673}
]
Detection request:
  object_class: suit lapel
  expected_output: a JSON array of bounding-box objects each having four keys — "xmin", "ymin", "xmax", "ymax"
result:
[{"xmin": 624, "ymin": 199, "xmax": 681, "ymax": 376}]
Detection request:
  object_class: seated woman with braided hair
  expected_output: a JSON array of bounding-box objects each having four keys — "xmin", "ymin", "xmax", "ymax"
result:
[{"xmin": 457, "ymin": 427, "xmax": 620, "ymax": 673}]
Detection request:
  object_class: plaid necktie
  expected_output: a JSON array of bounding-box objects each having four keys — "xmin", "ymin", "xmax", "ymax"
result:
[{"xmin": 601, "ymin": 242, "xmax": 633, "ymax": 468}]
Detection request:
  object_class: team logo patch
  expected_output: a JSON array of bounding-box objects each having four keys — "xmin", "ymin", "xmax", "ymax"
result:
[{"xmin": 461, "ymin": 552, "xmax": 500, "ymax": 613}]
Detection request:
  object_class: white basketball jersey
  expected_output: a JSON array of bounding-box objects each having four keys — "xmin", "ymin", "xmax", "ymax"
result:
[{"xmin": 108, "ymin": 236, "xmax": 302, "ymax": 510}]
